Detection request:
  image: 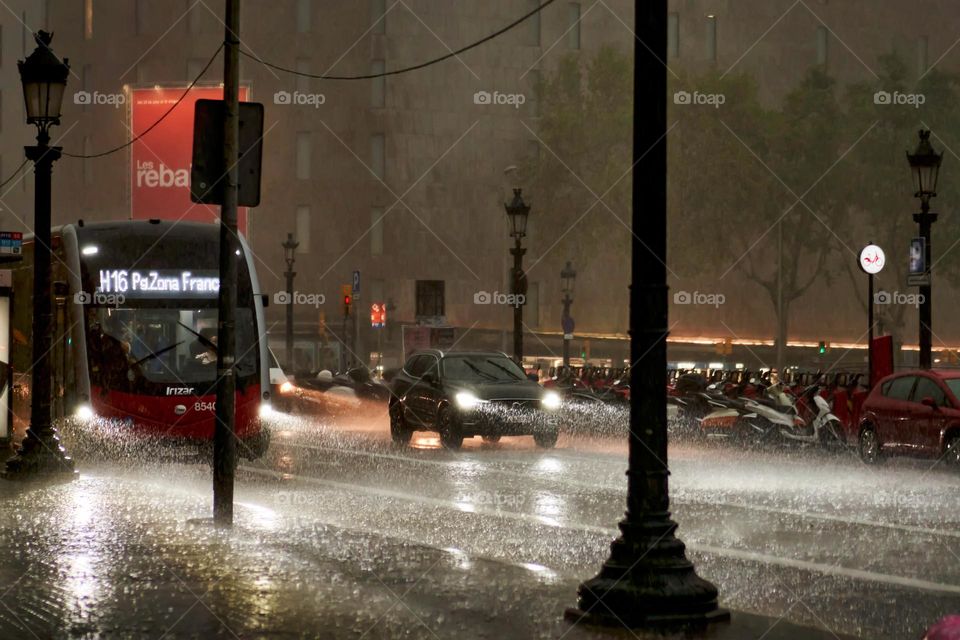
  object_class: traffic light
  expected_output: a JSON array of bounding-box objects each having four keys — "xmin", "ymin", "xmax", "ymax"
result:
[
  {"xmin": 818, "ymin": 341, "xmax": 831, "ymax": 354},
  {"xmin": 341, "ymin": 284, "xmax": 352, "ymax": 317}
]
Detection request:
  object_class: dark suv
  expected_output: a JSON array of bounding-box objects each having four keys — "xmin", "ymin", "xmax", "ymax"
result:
[
  {"xmin": 388, "ymin": 350, "xmax": 562, "ymax": 449},
  {"xmin": 856, "ymin": 369, "xmax": 960, "ymax": 465}
]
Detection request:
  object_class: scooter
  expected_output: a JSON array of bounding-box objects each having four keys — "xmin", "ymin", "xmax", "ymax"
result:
[{"xmin": 782, "ymin": 384, "xmax": 844, "ymax": 445}]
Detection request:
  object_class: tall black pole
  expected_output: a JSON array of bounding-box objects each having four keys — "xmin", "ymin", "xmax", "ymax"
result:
[
  {"xmin": 567, "ymin": 0, "xmax": 727, "ymax": 628},
  {"xmin": 4, "ymin": 134, "xmax": 75, "ymax": 479},
  {"xmin": 562, "ymin": 294, "xmax": 572, "ymax": 368},
  {"xmin": 283, "ymin": 237, "xmax": 296, "ymax": 372},
  {"xmin": 213, "ymin": 0, "xmax": 240, "ymax": 524},
  {"xmin": 867, "ymin": 272, "xmax": 874, "ymax": 388},
  {"xmin": 511, "ymin": 238, "xmax": 525, "ymax": 362},
  {"xmin": 915, "ymin": 204, "xmax": 935, "ymax": 370}
]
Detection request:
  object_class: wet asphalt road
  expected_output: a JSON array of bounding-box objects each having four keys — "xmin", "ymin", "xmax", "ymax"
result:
[
  {"xmin": 1, "ymin": 403, "xmax": 958, "ymax": 639},
  {"xmin": 243, "ymin": 407, "xmax": 960, "ymax": 639}
]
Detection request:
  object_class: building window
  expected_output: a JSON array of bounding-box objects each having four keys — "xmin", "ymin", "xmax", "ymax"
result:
[
  {"xmin": 371, "ymin": 0, "xmax": 386, "ymax": 34},
  {"xmin": 296, "ymin": 206, "xmax": 310, "ymax": 253},
  {"xmin": 371, "ymin": 134, "xmax": 385, "ymax": 181},
  {"xmin": 526, "ymin": 282, "xmax": 540, "ymax": 328},
  {"xmin": 370, "ymin": 279, "xmax": 384, "ymax": 305},
  {"xmin": 135, "ymin": 0, "xmax": 148, "ymax": 34},
  {"xmin": 370, "ymin": 208, "xmax": 384, "ymax": 256},
  {"xmin": 81, "ymin": 64, "xmax": 92, "ymax": 112},
  {"xmin": 567, "ymin": 3, "xmax": 580, "ymax": 50},
  {"xmin": 82, "ymin": 137, "xmax": 93, "ymax": 185},
  {"xmin": 527, "ymin": 69, "xmax": 540, "ymax": 117},
  {"xmin": 296, "ymin": 132, "xmax": 311, "ymax": 180},
  {"xmin": 84, "ymin": 0, "xmax": 93, "ymax": 40},
  {"xmin": 188, "ymin": 2, "xmax": 201, "ymax": 33},
  {"xmin": 815, "ymin": 26, "xmax": 828, "ymax": 65},
  {"xmin": 371, "ymin": 59, "xmax": 385, "ymax": 107},
  {"xmin": 295, "ymin": 58, "xmax": 311, "ymax": 94},
  {"xmin": 186, "ymin": 58, "xmax": 206, "ymax": 82},
  {"xmin": 668, "ymin": 13, "xmax": 679, "ymax": 59},
  {"xmin": 527, "ymin": 139, "xmax": 540, "ymax": 163},
  {"xmin": 526, "ymin": 0, "xmax": 540, "ymax": 46},
  {"xmin": 705, "ymin": 15, "xmax": 717, "ymax": 62},
  {"xmin": 918, "ymin": 36, "xmax": 929, "ymax": 76},
  {"xmin": 296, "ymin": 0, "xmax": 311, "ymax": 33},
  {"xmin": 415, "ymin": 280, "xmax": 445, "ymax": 317}
]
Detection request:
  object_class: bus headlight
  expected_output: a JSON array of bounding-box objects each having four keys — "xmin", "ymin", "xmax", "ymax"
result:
[
  {"xmin": 75, "ymin": 404, "xmax": 94, "ymax": 421},
  {"xmin": 455, "ymin": 391, "xmax": 482, "ymax": 410},
  {"xmin": 259, "ymin": 403, "xmax": 273, "ymax": 418},
  {"xmin": 541, "ymin": 391, "xmax": 561, "ymax": 410},
  {"xmin": 279, "ymin": 381, "xmax": 295, "ymax": 395}
]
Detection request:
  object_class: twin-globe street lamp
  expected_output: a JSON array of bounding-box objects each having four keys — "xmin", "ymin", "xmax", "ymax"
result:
[
  {"xmin": 282, "ymin": 232, "xmax": 299, "ymax": 371},
  {"xmin": 907, "ymin": 129, "xmax": 942, "ymax": 370},
  {"xmin": 504, "ymin": 188, "xmax": 529, "ymax": 362},
  {"xmin": 4, "ymin": 32, "xmax": 75, "ymax": 480},
  {"xmin": 560, "ymin": 260, "xmax": 576, "ymax": 368}
]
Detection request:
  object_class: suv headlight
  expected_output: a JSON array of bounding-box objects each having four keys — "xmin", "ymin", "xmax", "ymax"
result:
[
  {"xmin": 455, "ymin": 391, "xmax": 483, "ymax": 410},
  {"xmin": 541, "ymin": 391, "xmax": 561, "ymax": 410}
]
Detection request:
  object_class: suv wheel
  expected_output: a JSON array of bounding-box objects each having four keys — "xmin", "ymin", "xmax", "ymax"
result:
[
  {"xmin": 389, "ymin": 402, "xmax": 412, "ymax": 445},
  {"xmin": 438, "ymin": 406, "xmax": 464, "ymax": 450},
  {"xmin": 858, "ymin": 426, "xmax": 881, "ymax": 464},
  {"xmin": 945, "ymin": 435, "xmax": 960, "ymax": 466},
  {"xmin": 534, "ymin": 429, "xmax": 559, "ymax": 449}
]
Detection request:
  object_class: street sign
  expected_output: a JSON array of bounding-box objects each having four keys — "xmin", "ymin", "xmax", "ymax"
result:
[
  {"xmin": 370, "ymin": 302, "xmax": 386, "ymax": 328},
  {"xmin": 352, "ymin": 270, "xmax": 360, "ymax": 295},
  {"xmin": 0, "ymin": 232, "xmax": 22, "ymax": 256},
  {"xmin": 858, "ymin": 244, "xmax": 885, "ymax": 275},
  {"xmin": 190, "ymin": 99, "xmax": 264, "ymax": 207},
  {"xmin": 908, "ymin": 237, "xmax": 929, "ymax": 286},
  {"xmin": 561, "ymin": 315, "xmax": 575, "ymax": 335}
]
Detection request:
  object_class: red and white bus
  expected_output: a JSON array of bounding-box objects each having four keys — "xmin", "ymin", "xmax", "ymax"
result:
[{"xmin": 11, "ymin": 219, "xmax": 271, "ymax": 458}]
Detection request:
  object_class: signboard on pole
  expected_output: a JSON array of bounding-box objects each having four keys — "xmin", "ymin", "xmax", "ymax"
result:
[
  {"xmin": 352, "ymin": 270, "xmax": 361, "ymax": 298},
  {"xmin": 908, "ymin": 237, "xmax": 929, "ymax": 286},
  {"xmin": 0, "ymin": 232, "xmax": 22, "ymax": 256},
  {"xmin": 858, "ymin": 244, "xmax": 885, "ymax": 275},
  {"xmin": 130, "ymin": 86, "xmax": 250, "ymax": 234}
]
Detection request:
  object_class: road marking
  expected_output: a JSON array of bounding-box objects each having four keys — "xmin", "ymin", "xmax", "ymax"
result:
[
  {"xmin": 240, "ymin": 465, "xmax": 960, "ymax": 596},
  {"xmin": 271, "ymin": 439, "xmax": 960, "ymax": 541}
]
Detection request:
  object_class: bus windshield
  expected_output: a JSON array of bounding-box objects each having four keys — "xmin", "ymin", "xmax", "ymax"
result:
[
  {"xmin": 75, "ymin": 222, "xmax": 260, "ymax": 393},
  {"xmin": 86, "ymin": 306, "xmax": 257, "ymax": 388}
]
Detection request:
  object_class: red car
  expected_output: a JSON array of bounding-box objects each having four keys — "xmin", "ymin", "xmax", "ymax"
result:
[{"xmin": 856, "ymin": 370, "xmax": 960, "ymax": 465}]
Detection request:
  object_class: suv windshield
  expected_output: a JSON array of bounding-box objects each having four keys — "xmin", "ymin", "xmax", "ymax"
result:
[{"xmin": 441, "ymin": 354, "xmax": 525, "ymax": 382}]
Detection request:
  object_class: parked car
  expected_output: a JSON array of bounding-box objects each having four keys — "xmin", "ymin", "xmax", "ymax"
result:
[
  {"xmin": 388, "ymin": 350, "xmax": 562, "ymax": 449},
  {"xmin": 855, "ymin": 369, "xmax": 960, "ymax": 465}
]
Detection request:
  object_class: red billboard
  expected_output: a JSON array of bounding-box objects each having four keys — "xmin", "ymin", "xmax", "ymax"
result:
[{"xmin": 130, "ymin": 86, "xmax": 249, "ymax": 234}]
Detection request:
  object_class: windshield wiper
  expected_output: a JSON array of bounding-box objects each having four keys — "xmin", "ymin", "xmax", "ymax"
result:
[
  {"xmin": 464, "ymin": 360, "xmax": 498, "ymax": 381},
  {"xmin": 133, "ymin": 340, "xmax": 184, "ymax": 367},
  {"xmin": 485, "ymin": 359, "xmax": 522, "ymax": 381}
]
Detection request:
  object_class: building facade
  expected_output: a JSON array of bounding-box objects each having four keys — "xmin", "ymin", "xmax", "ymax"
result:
[{"xmin": 11, "ymin": 0, "xmax": 960, "ymax": 371}]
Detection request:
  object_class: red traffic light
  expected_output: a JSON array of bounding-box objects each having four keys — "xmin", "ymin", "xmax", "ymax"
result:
[{"xmin": 343, "ymin": 295, "xmax": 352, "ymax": 305}]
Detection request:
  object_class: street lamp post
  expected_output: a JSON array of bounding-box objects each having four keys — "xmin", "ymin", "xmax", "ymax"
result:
[
  {"xmin": 566, "ymin": 0, "xmax": 727, "ymax": 628},
  {"xmin": 907, "ymin": 130, "xmax": 942, "ymax": 370},
  {"xmin": 504, "ymin": 188, "xmax": 529, "ymax": 363},
  {"xmin": 560, "ymin": 261, "xmax": 576, "ymax": 368},
  {"xmin": 4, "ymin": 32, "xmax": 75, "ymax": 481},
  {"xmin": 282, "ymin": 232, "xmax": 299, "ymax": 371}
]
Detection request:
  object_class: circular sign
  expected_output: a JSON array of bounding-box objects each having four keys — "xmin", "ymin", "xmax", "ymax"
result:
[{"xmin": 859, "ymin": 244, "xmax": 885, "ymax": 275}]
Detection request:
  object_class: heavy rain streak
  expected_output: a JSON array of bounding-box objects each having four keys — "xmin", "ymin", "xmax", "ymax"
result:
[{"xmin": 0, "ymin": 2, "xmax": 959, "ymax": 640}]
